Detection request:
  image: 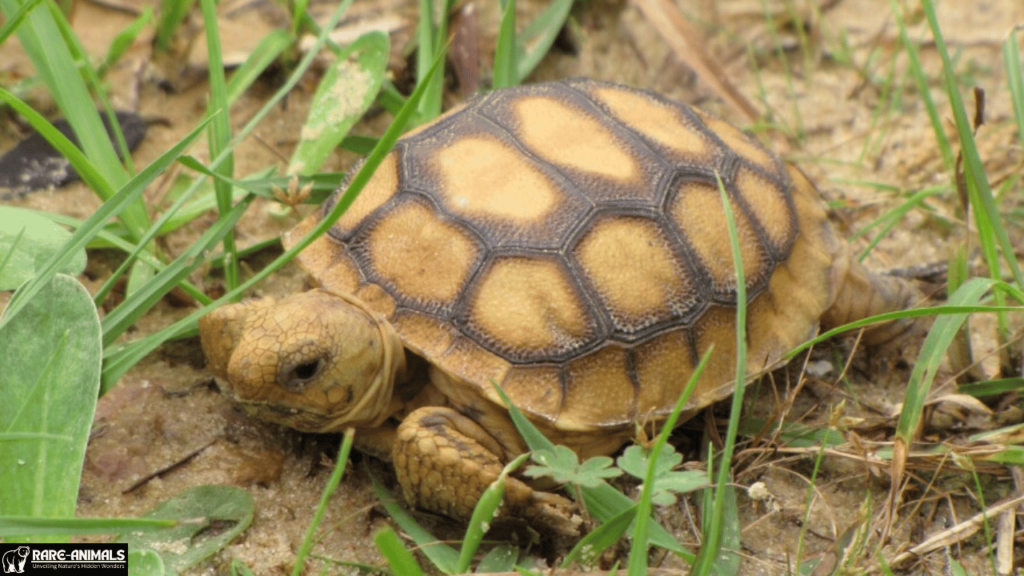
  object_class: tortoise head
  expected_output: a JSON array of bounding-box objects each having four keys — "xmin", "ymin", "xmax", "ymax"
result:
[{"xmin": 199, "ymin": 289, "xmax": 406, "ymax": 432}]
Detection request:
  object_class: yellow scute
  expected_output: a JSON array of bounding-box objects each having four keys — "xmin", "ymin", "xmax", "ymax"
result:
[
  {"xmin": 336, "ymin": 153, "xmax": 399, "ymax": 235},
  {"xmin": 734, "ymin": 167, "xmax": 793, "ymax": 252},
  {"xmin": 432, "ymin": 136, "xmax": 555, "ymax": 222},
  {"xmin": 467, "ymin": 257, "xmax": 595, "ymax": 357},
  {"xmin": 669, "ymin": 180, "xmax": 766, "ymax": 291},
  {"xmin": 366, "ymin": 200, "xmax": 480, "ymax": 307},
  {"xmin": 559, "ymin": 346, "xmax": 635, "ymax": 427},
  {"xmin": 574, "ymin": 216, "xmax": 696, "ymax": 332},
  {"xmin": 591, "ymin": 86, "xmax": 710, "ymax": 160},
  {"xmin": 514, "ymin": 96, "xmax": 638, "ymax": 181}
]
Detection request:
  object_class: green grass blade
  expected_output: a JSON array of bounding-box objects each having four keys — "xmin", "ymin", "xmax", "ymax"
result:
[
  {"xmin": 2, "ymin": 0, "xmax": 127, "ymax": 189},
  {"xmin": 48, "ymin": 3, "xmax": 142, "ymax": 183},
  {"xmin": 922, "ymin": 0, "xmax": 1023, "ymax": 288},
  {"xmin": 415, "ymin": 0, "xmax": 450, "ymax": 122},
  {"xmin": 515, "ymin": 0, "xmax": 572, "ymax": 83},
  {"xmin": 0, "ymin": 0, "xmax": 46, "ymax": 47},
  {"xmin": 0, "ymin": 114, "xmax": 212, "ymax": 332},
  {"xmin": 889, "ymin": 0, "xmax": 954, "ymax": 173},
  {"xmin": 96, "ymin": 8, "xmax": 153, "ymax": 79},
  {"xmin": 225, "ymin": 29, "xmax": 293, "ymax": 104},
  {"xmin": 895, "ymin": 277, "xmax": 995, "ymax": 444},
  {"xmin": 849, "ymin": 185, "xmax": 944, "ymax": 261},
  {"xmin": 0, "ymin": 88, "xmax": 112, "ymax": 199},
  {"xmin": 493, "ymin": 0, "xmax": 517, "ymax": 89},
  {"xmin": 291, "ymin": 428, "xmax": 355, "ymax": 576},
  {"xmin": 627, "ymin": 349, "xmax": 712, "ymax": 575},
  {"xmin": 1005, "ymin": 28, "xmax": 1024, "ymax": 149},
  {"xmin": 155, "ymin": 0, "xmax": 196, "ymax": 51},
  {"xmin": 375, "ymin": 527, "xmax": 426, "ymax": 576},
  {"xmin": 100, "ymin": 195, "xmax": 253, "ymax": 351},
  {"xmin": 456, "ymin": 453, "xmax": 529, "ymax": 573},
  {"xmin": 561, "ymin": 505, "xmax": 637, "ymax": 568},
  {"xmin": 370, "ymin": 477, "xmax": 458, "ymax": 574},
  {"xmin": 692, "ymin": 174, "xmax": 749, "ymax": 574},
  {"xmin": 0, "ymin": 516, "xmax": 173, "ymax": 537},
  {"xmin": 200, "ymin": 0, "xmax": 238, "ymax": 292}
]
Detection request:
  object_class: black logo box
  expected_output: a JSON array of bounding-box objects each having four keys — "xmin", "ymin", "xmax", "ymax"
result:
[{"xmin": 0, "ymin": 543, "xmax": 127, "ymax": 574}]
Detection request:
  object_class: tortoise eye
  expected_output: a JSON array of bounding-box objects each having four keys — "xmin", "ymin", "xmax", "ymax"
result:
[{"xmin": 283, "ymin": 359, "xmax": 323, "ymax": 390}]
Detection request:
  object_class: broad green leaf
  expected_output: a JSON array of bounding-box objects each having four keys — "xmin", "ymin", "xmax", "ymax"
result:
[
  {"xmin": 0, "ymin": 208, "xmax": 86, "ymax": 290},
  {"xmin": 288, "ymin": 31, "xmax": 389, "ymax": 176},
  {"xmin": 526, "ymin": 446, "xmax": 621, "ymax": 488},
  {"xmin": 127, "ymin": 548, "xmax": 164, "ymax": 576},
  {"xmin": 617, "ymin": 444, "xmax": 707, "ymax": 506},
  {"xmin": 115, "ymin": 486, "xmax": 254, "ymax": 574},
  {"xmin": 0, "ymin": 274, "xmax": 100, "ymax": 543},
  {"xmin": 477, "ymin": 544, "xmax": 518, "ymax": 572}
]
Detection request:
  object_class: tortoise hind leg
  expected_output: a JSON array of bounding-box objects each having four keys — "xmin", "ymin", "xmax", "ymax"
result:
[
  {"xmin": 822, "ymin": 251, "xmax": 920, "ymax": 345},
  {"xmin": 393, "ymin": 406, "xmax": 579, "ymax": 535}
]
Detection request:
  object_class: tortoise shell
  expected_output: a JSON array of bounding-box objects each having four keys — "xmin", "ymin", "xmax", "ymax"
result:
[{"xmin": 283, "ymin": 78, "xmax": 841, "ymax": 431}]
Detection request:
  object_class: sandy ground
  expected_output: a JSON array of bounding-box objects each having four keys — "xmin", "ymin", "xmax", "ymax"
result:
[{"xmin": 2, "ymin": 0, "xmax": 1024, "ymax": 573}]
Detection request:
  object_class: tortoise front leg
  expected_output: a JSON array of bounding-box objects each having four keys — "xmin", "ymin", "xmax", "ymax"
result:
[{"xmin": 393, "ymin": 406, "xmax": 579, "ymax": 534}]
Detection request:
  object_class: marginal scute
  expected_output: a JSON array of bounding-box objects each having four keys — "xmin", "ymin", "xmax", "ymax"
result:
[
  {"xmin": 572, "ymin": 214, "xmax": 698, "ymax": 334},
  {"xmin": 560, "ymin": 345, "xmax": 635, "ymax": 429},
  {"xmin": 391, "ymin": 310, "xmax": 457, "ymax": 361},
  {"xmin": 437, "ymin": 336, "xmax": 511, "ymax": 390},
  {"xmin": 497, "ymin": 365, "xmax": 564, "ymax": 423},
  {"xmin": 688, "ymin": 305, "xmax": 740, "ymax": 396},
  {"xmin": 464, "ymin": 256, "xmax": 598, "ymax": 361},
  {"xmin": 357, "ymin": 198, "xmax": 482, "ymax": 316},
  {"xmin": 631, "ymin": 328, "xmax": 695, "ymax": 415},
  {"xmin": 333, "ymin": 153, "xmax": 400, "ymax": 238}
]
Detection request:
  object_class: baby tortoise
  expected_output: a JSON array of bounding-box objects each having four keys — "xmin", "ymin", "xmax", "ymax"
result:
[{"xmin": 200, "ymin": 78, "xmax": 916, "ymax": 531}]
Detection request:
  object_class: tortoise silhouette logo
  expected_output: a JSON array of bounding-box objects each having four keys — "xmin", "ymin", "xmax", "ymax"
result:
[{"xmin": 1, "ymin": 546, "xmax": 29, "ymax": 574}]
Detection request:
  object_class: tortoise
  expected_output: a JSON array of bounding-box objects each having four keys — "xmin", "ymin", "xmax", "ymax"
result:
[{"xmin": 199, "ymin": 78, "xmax": 916, "ymax": 531}]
